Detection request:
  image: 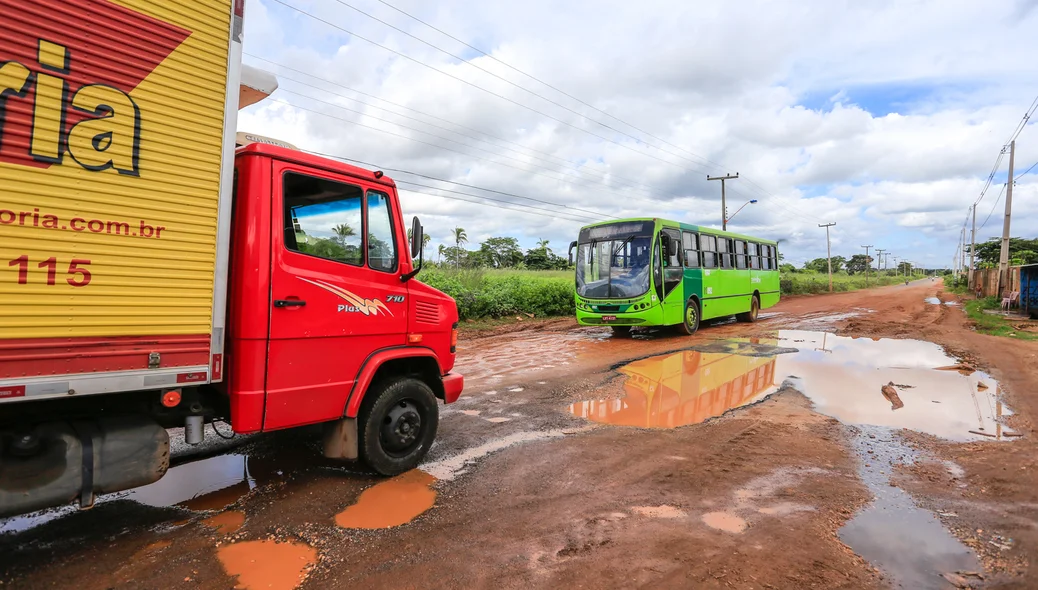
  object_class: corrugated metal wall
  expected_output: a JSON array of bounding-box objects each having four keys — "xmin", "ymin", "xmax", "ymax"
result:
[{"xmin": 0, "ymin": 0, "xmax": 232, "ymax": 340}]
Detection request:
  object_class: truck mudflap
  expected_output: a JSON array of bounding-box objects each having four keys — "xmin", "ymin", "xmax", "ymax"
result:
[
  {"xmin": 442, "ymin": 373, "xmax": 464, "ymax": 404},
  {"xmin": 0, "ymin": 416, "xmax": 168, "ymax": 517}
]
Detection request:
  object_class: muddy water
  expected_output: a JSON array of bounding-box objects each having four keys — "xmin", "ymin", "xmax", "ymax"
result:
[
  {"xmin": 128, "ymin": 454, "xmax": 256, "ymax": 510},
  {"xmin": 839, "ymin": 425, "xmax": 980, "ymax": 589},
  {"xmin": 203, "ymin": 510, "xmax": 246, "ymax": 534},
  {"xmin": 573, "ymin": 331, "xmax": 1004, "ymax": 586},
  {"xmin": 572, "ymin": 330, "xmax": 1012, "ymax": 440},
  {"xmin": 216, "ymin": 539, "xmax": 317, "ymax": 590},
  {"xmin": 457, "ymin": 329, "xmax": 627, "ymax": 386},
  {"xmin": 335, "ymin": 470, "xmax": 436, "ymax": 529},
  {"xmin": 569, "ymin": 348, "xmax": 780, "ymax": 428}
]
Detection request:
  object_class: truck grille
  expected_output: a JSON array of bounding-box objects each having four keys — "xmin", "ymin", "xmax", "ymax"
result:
[{"xmin": 415, "ymin": 301, "xmax": 440, "ymax": 325}]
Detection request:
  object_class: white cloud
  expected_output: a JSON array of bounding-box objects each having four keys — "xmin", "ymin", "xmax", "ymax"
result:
[{"xmin": 238, "ymin": 0, "xmax": 1038, "ymax": 269}]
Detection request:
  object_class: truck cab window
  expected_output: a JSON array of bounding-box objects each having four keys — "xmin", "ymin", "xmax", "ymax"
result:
[
  {"xmin": 367, "ymin": 190, "xmax": 398, "ymax": 273},
  {"xmin": 283, "ymin": 172, "xmax": 363, "ymax": 266}
]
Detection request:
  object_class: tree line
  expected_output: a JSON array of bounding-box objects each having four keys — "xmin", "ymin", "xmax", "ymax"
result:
[{"xmin": 425, "ymin": 228, "xmax": 571, "ymax": 270}]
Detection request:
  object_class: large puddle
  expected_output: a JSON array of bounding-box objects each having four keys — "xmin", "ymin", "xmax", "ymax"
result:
[
  {"xmin": 571, "ymin": 330, "xmax": 1011, "ymax": 440},
  {"xmin": 571, "ymin": 330, "xmax": 1012, "ymax": 587}
]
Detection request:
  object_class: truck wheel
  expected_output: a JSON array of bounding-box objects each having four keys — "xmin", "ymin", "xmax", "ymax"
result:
[
  {"xmin": 677, "ymin": 298, "xmax": 700, "ymax": 335},
  {"xmin": 358, "ymin": 377, "xmax": 438, "ymax": 476},
  {"xmin": 737, "ymin": 295, "xmax": 760, "ymax": 323}
]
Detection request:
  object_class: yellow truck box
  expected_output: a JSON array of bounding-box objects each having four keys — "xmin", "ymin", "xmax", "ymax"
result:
[{"xmin": 0, "ymin": 0, "xmax": 244, "ymax": 402}]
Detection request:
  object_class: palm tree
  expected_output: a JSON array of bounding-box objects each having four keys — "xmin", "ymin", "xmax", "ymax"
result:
[
  {"xmin": 332, "ymin": 223, "xmax": 355, "ymax": 247},
  {"xmin": 437, "ymin": 244, "xmax": 446, "ymax": 265},
  {"xmin": 452, "ymin": 227, "xmax": 467, "ymax": 269},
  {"xmin": 537, "ymin": 238, "xmax": 551, "ymax": 253}
]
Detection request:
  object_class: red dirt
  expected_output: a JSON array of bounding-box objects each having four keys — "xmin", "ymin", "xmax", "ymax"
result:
[{"xmin": 3, "ymin": 279, "xmax": 1037, "ymax": 589}]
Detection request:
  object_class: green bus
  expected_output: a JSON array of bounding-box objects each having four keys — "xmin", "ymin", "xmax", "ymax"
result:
[{"xmin": 570, "ymin": 218, "xmax": 780, "ymax": 334}]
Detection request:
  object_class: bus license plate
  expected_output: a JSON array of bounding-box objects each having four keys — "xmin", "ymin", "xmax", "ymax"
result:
[{"xmin": 602, "ymin": 315, "xmax": 617, "ymax": 322}]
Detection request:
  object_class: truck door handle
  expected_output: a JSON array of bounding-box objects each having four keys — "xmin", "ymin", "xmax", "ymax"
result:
[{"xmin": 274, "ymin": 299, "xmax": 306, "ymax": 308}]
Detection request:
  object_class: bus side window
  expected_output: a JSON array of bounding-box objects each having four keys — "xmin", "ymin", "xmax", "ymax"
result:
[
  {"xmin": 683, "ymin": 231, "xmax": 699, "ymax": 268},
  {"xmin": 701, "ymin": 235, "xmax": 717, "ymax": 269},
  {"xmin": 735, "ymin": 240, "xmax": 747, "ymax": 270},
  {"xmin": 662, "ymin": 229, "xmax": 682, "ymax": 297},
  {"xmin": 750, "ymin": 243, "xmax": 761, "ymax": 270},
  {"xmin": 771, "ymin": 245, "xmax": 778, "ymax": 269},
  {"xmin": 718, "ymin": 238, "xmax": 732, "ymax": 269}
]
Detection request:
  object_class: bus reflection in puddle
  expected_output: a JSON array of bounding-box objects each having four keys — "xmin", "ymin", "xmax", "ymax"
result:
[{"xmin": 568, "ymin": 347, "xmax": 779, "ymax": 428}]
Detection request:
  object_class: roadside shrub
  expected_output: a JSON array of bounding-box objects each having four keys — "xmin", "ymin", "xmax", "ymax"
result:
[{"xmin": 419, "ymin": 268, "xmax": 575, "ymax": 320}]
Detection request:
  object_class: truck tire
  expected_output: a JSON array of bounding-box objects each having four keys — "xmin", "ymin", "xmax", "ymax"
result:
[
  {"xmin": 737, "ymin": 295, "xmax": 760, "ymax": 323},
  {"xmin": 677, "ymin": 298, "xmax": 701, "ymax": 335},
  {"xmin": 358, "ymin": 377, "xmax": 439, "ymax": 476}
]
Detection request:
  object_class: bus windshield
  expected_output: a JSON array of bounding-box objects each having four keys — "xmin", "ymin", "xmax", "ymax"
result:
[{"xmin": 576, "ymin": 235, "xmax": 653, "ymax": 298}]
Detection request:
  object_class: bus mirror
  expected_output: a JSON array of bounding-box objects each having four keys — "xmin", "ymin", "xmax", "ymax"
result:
[{"xmin": 568, "ymin": 241, "xmax": 577, "ymax": 266}]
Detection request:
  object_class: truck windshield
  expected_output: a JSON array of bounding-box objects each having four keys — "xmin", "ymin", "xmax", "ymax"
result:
[{"xmin": 575, "ymin": 235, "xmax": 653, "ymax": 299}]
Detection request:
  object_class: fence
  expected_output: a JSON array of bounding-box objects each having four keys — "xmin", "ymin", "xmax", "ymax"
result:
[{"xmin": 969, "ymin": 266, "xmax": 1020, "ymax": 298}]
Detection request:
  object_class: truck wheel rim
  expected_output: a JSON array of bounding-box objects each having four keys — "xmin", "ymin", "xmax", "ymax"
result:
[
  {"xmin": 686, "ymin": 304, "xmax": 697, "ymax": 328},
  {"xmin": 381, "ymin": 400, "xmax": 423, "ymax": 456}
]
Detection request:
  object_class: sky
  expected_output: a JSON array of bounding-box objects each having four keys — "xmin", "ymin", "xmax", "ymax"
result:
[{"xmin": 238, "ymin": 0, "xmax": 1038, "ymax": 269}]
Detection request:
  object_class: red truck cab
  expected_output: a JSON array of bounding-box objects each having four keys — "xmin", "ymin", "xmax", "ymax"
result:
[{"xmin": 226, "ymin": 142, "xmax": 463, "ymax": 474}]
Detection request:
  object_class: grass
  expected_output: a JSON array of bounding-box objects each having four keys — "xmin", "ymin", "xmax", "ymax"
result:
[
  {"xmin": 419, "ymin": 267, "xmax": 574, "ymax": 321},
  {"xmin": 780, "ymin": 272, "xmax": 903, "ymax": 295},
  {"xmin": 963, "ymin": 296, "xmax": 1038, "ymax": 341},
  {"xmin": 418, "ymin": 267, "xmax": 924, "ymax": 321}
]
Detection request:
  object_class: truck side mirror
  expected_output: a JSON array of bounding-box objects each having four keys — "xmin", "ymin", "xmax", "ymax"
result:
[
  {"xmin": 568, "ymin": 241, "xmax": 577, "ymax": 266},
  {"xmin": 402, "ymin": 217, "xmax": 424, "ymax": 282},
  {"xmin": 410, "ymin": 217, "xmax": 424, "ymax": 259}
]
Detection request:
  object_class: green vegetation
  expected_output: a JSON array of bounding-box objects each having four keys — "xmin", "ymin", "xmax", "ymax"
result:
[
  {"xmin": 969, "ymin": 237, "xmax": 1038, "ymax": 267},
  {"xmin": 779, "ymin": 271, "xmax": 902, "ymax": 295},
  {"xmin": 964, "ymin": 297, "xmax": 1038, "ymax": 341},
  {"xmin": 420, "ymin": 267, "xmax": 574, "ymax": 320}
]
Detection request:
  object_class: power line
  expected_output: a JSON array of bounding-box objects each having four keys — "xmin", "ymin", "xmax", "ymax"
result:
[
  {"xmin": 269, "ymin": 95, "xmax": 675, "ymax": 208},
  {"xmin": 261, "ymin": 0, "xmax": 827, "ymax": 226},
  {"xmin": 265, "ymin": 0, "xmax": 714, "ymax": 176},
  {"xmin": 268, "ymin": 75, "xmax": 689, "ymax": 202},
  {"xmin": 302, "ymin": 149, "xmax": 617, "ymax": 222},
  {"xmin": 369, "ymin": 0, "xmax": 729, "ymax": 172},
  {"xmin": 1015, "ymin": 160, "xmax": 1037, "ymax": 180},
  {"xmin": 979, "ymin": 183, "xmax": 1007, "ymax": 231},
  {"xmin": 245, "ymin": 53, "xmax": 698, "ymax": 202},
  {"xmin": 367, "ymin": 0, "xmax": 829, "ymax": 225}
]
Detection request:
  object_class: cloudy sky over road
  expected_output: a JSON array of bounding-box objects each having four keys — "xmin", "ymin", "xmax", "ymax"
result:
[{"xmin": 239, "ymin": 0, "xmax": 1038, "ymax": 268}]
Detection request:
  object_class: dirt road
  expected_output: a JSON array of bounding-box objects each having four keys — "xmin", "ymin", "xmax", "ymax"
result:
[{"xmin": 3, "ymin": 279, "xmax": 1037, "ymax": 589}]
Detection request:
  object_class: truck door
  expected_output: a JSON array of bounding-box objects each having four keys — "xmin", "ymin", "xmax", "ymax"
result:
[{"xmin": 265, "ymin": 164, "xmax": 408, "ymax": 430}]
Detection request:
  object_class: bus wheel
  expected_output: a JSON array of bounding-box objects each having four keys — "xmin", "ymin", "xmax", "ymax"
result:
[
  {"xmin": 611, "ymin": 326, "xmax": 632, "ymax": 337},
  {"xmin": 738, "ymin": 295, "xmax": 760, "ymax": 323},
  {"xmin": 678, "ymin": 299, "xmax": 701, "ymax": 335},
  {"xmin": 358, "ymin": 377, "xmax": 439, "ymax": 476}
]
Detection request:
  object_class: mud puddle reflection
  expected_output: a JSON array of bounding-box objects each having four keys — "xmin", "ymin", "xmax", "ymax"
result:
[
  {"xmin": 217, "ymin": 539, "xmax": 317, "ymax": 590},
  {"xmin": 335, "ymin": 470, "xmax": 436, "ymax": 529},
  {"xmin": 572, "ymin": 331, "xmax": 1012, "ymax": 439},
  {"xmin": 572, "ymin": 331, "xmax": 1010, "ymax": 586}
]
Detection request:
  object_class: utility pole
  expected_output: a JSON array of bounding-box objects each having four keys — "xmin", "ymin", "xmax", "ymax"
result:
[
  {"xmin": 819, "ymin": 222, "xmax": 836, "ymax": 292},
  {"xmin": 893, "ymin": 256, "xmax": 899, "ymax": 277},
  {"xmin": 970, "ymin": 204, "xmax": 977, "ymax": 289},
  {"xmin": 961, "ymin": 227, "xmax": 967, "ymax": 278},
  {"xmin": 861, "ymin": 245, "xmax": 872, "ymax": 287},
  {"xmin": 876, "ymin": 249, "xmax": 886, "ymax": 273},
  {"xmin": 707, "ymin": 173, "xmax": 739, "ymax": 231},
  {"xmin": 998, "ymin": 140, "xmax": 1016, "ymax": 296}
]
